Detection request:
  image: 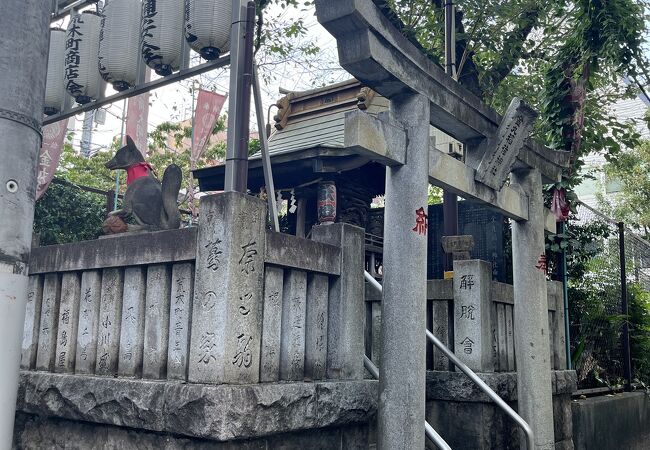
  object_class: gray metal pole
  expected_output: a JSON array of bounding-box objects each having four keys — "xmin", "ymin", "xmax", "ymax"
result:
[
  {"xmin": 378, "ymin": 93, "xmax": 429, "ymax": 449},
  {"xmin": 224, "ymin": 0, "xmax": 255, "ymax": 193},
  {"xmin": 0, "ymin": 1, "xmax": 51, "ymax": 447},
  {"xmin": 442, "ymin": 0, "xmax": 458, "ymax": 273},
  {"xmin": 618, "ymin": 222, "xmax": 633, "ymax": 391},
  {"xmin": 252, "ymin": 64, "xmax": 280, "ymax": 231},
  {"xmin": 511, "ymin": 168, "xmax": 555, "ymax": 450}
]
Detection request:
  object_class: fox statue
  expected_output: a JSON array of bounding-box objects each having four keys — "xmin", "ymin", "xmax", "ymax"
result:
[{"xmin": 105, "ymin": 136, "xmax": 182, "ymax": 231}]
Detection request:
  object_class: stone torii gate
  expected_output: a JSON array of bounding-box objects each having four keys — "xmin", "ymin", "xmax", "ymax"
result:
[{"xmin": 314, "ymin": 1, "xmax": 570, "ymax": 449}]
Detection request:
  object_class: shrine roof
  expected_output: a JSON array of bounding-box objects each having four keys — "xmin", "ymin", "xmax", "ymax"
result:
[{"xmin": 260, "ymin": 78, "xmax": 389, "ymax": 158}]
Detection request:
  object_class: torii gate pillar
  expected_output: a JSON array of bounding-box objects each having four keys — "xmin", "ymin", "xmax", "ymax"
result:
[
  {"xmin": 379, "ymin": 93, "xmax": 430, "ymax": 449},
  {"xmin": 511, "ymin": 168, "xmax": 555, "ymax": 450}
]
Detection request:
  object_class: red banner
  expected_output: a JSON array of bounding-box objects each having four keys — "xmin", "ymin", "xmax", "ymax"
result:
[
  {"xmin": 36, "ymin": 119, "xmax": 68, "ymax": 200},
  {"xmin": 126, "ymin": 69, "xmax": 151, "ymax": 156},
  {"xmin": 191, "ymin": 89, "xmax": 227, "ymax": 164},
  {"xmin": 126, "ymin": 93, "xmax": 150, "ymax": 156}
]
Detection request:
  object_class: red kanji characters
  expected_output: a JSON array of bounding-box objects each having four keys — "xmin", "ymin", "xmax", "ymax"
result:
[{"xmin": 413, "ymin": 207, "xmax": 428, "ymax": 236}]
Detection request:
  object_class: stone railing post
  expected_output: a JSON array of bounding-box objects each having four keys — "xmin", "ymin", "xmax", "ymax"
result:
[
  {"xmin": 312, "ymin": 223, "xmax": 365, "ymax": 380},
  {"xmin": 452, "ymin": 259, "xmax": 494, "ymax": 372},
  {"xmin": 188, "ymin": 192, "xmax": 267, "ymax": 384}
]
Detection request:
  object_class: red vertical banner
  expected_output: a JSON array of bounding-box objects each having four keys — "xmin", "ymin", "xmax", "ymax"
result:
[
  {"xmin": 126, "ymin": 92, "xmax": 150, "ymax": 156},
  {"xmin": 126, "ymin": 69, "xmax": 151, "ymax": 156},
  {"xmin": 36, "ymin": 119, "xmax": 68, "ymax": 200},
  {"xmin": 191, "ymin": 89, "xmax": 227, "ymax": 163},
  {"xmin": 187, "ymin": 89, "xmax": 227, "ymax": 219}
]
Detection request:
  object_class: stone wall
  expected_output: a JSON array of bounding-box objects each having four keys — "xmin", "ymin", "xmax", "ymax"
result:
[
  {"xmin": 425, "ymin": 370, "xmax": 577, "ymax": 450},
  {"xmin": 572, "ymin": 392, "xmax": 650, "ymax": 450},
  {"xmin": 16, "ymin": 192, "xmax": 373, "ymax": 447}
]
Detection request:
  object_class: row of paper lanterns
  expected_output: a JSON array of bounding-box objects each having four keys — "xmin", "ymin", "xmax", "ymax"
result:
[{"xmin": 44, "ymin": 0, "xmax": 231, "ymax": 115}]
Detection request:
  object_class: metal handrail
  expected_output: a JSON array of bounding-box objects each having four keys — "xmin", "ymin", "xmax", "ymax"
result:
[
  {"xmin": 364, "ymin": 270, "xmax": 535, "ymax": 450},
  {"xmin": 364, "ymin": 271, "xmax": 452, "ymax": 450},
  {"xmin": 426, "ymin": 329, "xmax": 534, "ymax": 450}
]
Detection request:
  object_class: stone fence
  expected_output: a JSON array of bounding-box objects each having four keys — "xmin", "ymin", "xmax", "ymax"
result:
[
  {"xmin": 365, "ymin": 260, "xmax": 567, "ymax": 373},
  {"xmin": 16, "ymin": 192, "xmax": 375, "ymax": 448},
  {"xmin": 22, "ymin": 192, "xmax": 366, "ymax": 384}
]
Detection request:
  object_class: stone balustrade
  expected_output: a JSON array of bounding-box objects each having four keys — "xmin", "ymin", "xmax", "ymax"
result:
[
  {"xmin": 365, "ymin": 260, "xmax": 567, "ymax": 373},
  {"xmin": 22, "ymin": 191, "xmax": 365, "ymax": 385},
  {"xmin": 16, "ymin": 191, "xmax": 374, "ymax": 447}
]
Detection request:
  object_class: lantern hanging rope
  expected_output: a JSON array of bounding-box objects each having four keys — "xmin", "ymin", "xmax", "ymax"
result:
[
  {"xmin": 142, "ymin": 0, "xmax": 185, "ymax": 76},
  {"xmin": 185, "ymin": 0, "xmax": 232, "ymax": 60},
  {"xmin": 99, "ymin": 0, "xmax": 141, "ymax": 91},
  {"xmin": 65, "ymin": 11, "xmax": 103, "ymax": 105},
  {"xmin": 44, "ymin": 28, "xmax": 66, "ymax": 115}
]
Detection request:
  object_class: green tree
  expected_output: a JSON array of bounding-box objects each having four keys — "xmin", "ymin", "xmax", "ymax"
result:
[{"xmin": 33, "ymin": 181, "xmax": 107, "ymax": 245}]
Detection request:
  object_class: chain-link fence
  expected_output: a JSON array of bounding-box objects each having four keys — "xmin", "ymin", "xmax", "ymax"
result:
[{"xmin": 569, "ymin": 201, "xmax": 650, "ymax": 390}]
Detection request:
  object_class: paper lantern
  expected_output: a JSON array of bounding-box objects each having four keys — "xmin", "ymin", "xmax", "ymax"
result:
[
  {"xmin": 44, "ymin": 28, "xmax": 66, "ymax": 115},
  {"xmin": 184, "ymin": 0, "xmax": 231, "ymax": 60},
  {"xmin": 141, "ymin": 0, "xmax": 184, "ymax": 76},
  {"xmin": 65, "ymin": 11, "xmax": 103, "ymax": 104},
  {"xmin": 99, "ymin": 0, "xmax": 141, "ymax": 91}
]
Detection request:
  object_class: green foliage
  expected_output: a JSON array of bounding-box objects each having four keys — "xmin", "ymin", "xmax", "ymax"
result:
[
  {"xmin": 628, "ymin": 283, "xmax": 650, "ymax": 384},
  {"xmin": 33, "ymin": 181, "xmax": 106, "ymax": 245},
  {"xmin": 601, "ymin": 141, "xmax": 650, "ymax": 237}
]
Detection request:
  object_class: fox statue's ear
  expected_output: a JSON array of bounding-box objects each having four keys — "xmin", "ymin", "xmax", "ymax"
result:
[{"xmin": 126, "ymin": 135, "xmax": 137, "ymax": 152}]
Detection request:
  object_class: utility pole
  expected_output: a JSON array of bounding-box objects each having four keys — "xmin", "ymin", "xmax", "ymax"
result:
[
  {"xmin": 224, "ymin": 0, "xmax": 255, "ymax": 193},
  {"xmin": 0, "ymin": 0, "xmax": 51, "ymax": 447},
  {"xmin": 442, "ymin": 0, "xmax": 458, "ymax": 273}
]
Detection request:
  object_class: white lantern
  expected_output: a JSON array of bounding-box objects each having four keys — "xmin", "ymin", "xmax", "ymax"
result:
[
  {"xmin": 184, "ymin": 0, "xmax": 231, "ymax": 60},
  {"xmin": 44, "ymin": 28, "xmax": 66, "ymax": 115},
  {"xmin": 141, "ymin": 0, "xmax": 185, "ymax": 76},
  {"xmin": 65, "ymin": 11, "xmax": 103, "ymax": 104},
  {"xmin": 99, "ymin": 0, "xmax": 141, "ymax": 91}
]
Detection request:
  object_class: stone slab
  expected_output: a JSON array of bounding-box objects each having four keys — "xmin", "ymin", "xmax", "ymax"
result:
[
  {"xmin": 260, "ymin": 266, "xmax": 284, "ymax": 382},
  {"xmin": 75, "ymin": 270, "xmax": 102, "ymax": 374},
  {"xmin": 425, "ymin": 370, "xmax": 576, "ymax": 402},
  {"xmin": 14, "ymin": 414, "xmax": 369, "ymax": 450},
  {"xmin": 95, "ymin": 268, "xmax": 124, "ymax": 376},
  {"xmin": 188, "ymin": 192, "xmax": 267, "ymax": 384},
  {"xmin": 54, "ymin": 273, "xmax": 81, "ymax": 373},
  {"xmin": 35, "ymin": 274, "xmax": 61, "ymax": 372},
  {"xmin": 343, "ymin": 108, "xmax": 407, "ymax": 166},
  {"xmin": 21, "ymin": 275, "xmax": 43, "ymax": 370},
  {"xmin": 475, "ymin": 97, "xmax": 538, "ymax": 191},
  {"xmin": 29, "ymin": 228, "xmax": 197, "ymax": 274},
  {"xmin": 143, "ymin": 264, "xmax": 171, "ymax": 379},
  {"xmin": 453, "ymin": 260, "xmax": 494, "ymax": 372},
  {"xmin": 431, "ymin": 300, "xmax": 450, "ymax": 371},
  {"xmin": 17, "ymin": 371, "xmax": 377, "ymax": 442},
  {"xmin": 280, "ymin": 270, "xmax": 307, "ymax": 381},
  {"xmin": 312, "ymin": 223, "xmax": 365, "ymax": 380},
  {"xmin": 265, "ymin": 230, "xmax": 341, "ymax": 275},
  {"xmin": 505, "ymin": 304, "xmax": 515, "ymax": 371},
  {"xmin": 167, "ymin": 263, "xmax": 194, "ymax": 381},
  {"xmin": 117, "ymin": 267, "xmax": 146, "ymax": 377}
]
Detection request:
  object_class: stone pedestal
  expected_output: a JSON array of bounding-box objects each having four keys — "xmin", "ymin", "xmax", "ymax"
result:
[
  {"xmin": 452, "ymin": 260, "xmax": 494, "ymax": 372},
  {"xmin": 188, "ymin": 192, "xmax": 267, "ymax": 384}
]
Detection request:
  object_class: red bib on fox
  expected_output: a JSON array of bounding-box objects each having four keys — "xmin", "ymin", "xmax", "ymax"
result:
[{"xmin": 126, "ymin": 162, "xmax": 154, "ymax": 185}]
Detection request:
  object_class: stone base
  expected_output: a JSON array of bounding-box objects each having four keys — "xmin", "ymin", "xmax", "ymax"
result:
[
  {"xmin": 425, "ymin": 370, "xmax": 576, "ymax": 450},
  {"xmin": 13, "ymin": 414, "xmax": 370, "ymax": 449},
  {"xmin": 15, "ymin": 371, "xmax": 377, "ymax": 447}
]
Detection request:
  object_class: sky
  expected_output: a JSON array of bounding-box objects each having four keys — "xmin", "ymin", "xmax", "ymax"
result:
[{"xmin": 56, "ymin": 2, "xmax": 346, "ymax": 154}]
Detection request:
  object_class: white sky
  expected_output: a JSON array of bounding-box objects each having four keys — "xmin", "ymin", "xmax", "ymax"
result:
[{"xmin": 57, "ymin": 3, "xmax": 345, "ymax": 153}]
